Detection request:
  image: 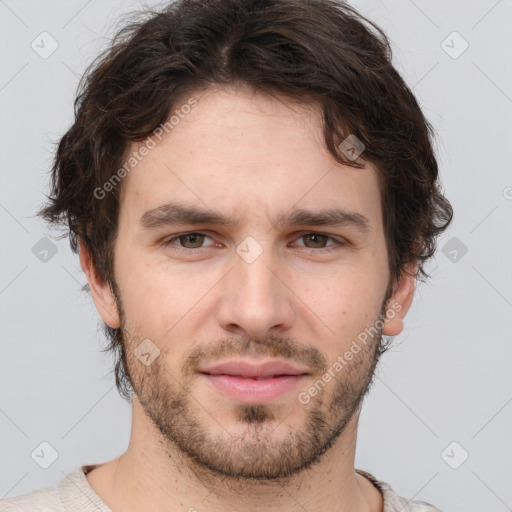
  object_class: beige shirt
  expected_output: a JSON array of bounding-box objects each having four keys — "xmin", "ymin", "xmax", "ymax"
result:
[{"xmin": 0, "ymin": 464, "xmax": 443, "ymax": 512}]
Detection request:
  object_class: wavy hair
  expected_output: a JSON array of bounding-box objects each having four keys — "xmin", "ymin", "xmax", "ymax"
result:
[{"xmin": 39, "ymin": 0, "xmax": 453, "ymax": 400}]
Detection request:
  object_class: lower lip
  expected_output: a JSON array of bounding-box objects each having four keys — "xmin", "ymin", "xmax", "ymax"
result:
[{"xmin": 201, "ymin": 374, "xmax": 307, "ymax": 404}]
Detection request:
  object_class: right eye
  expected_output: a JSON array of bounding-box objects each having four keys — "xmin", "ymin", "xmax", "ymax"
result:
[{"xmin": 161, "ymin": 232, "xmax": 216, "ymax": 251}]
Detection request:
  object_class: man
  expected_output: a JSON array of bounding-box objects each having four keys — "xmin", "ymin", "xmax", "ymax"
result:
[{"xmin": 1, "ymin": 0, "xmax": 453, "ymax": 510}]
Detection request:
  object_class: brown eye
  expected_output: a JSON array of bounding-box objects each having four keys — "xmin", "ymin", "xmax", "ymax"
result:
[
  {"xmin": 162, "ymin": 232, "xmax": 214, "ymax": 251},
  {"xmin": 302, "ymin": 233, "xmax": 330, "ymax": 248},
  {"xmin": 292, "ymin": 233, "xmax": 346, "ymax": 252},
  {"xmin": 176, "ymin": 233, "xmax": 206, "ymax": 248}
]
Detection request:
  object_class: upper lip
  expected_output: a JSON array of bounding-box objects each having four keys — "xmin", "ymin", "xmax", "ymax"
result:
[{"xmin": 199, "ymin": 359, "xmax": 309, "ymax": 378}]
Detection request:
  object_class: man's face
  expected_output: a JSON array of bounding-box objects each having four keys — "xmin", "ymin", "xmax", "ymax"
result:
[{"xmin": 97, "ymin": 85, "xmax": 399, "ymax": 480}]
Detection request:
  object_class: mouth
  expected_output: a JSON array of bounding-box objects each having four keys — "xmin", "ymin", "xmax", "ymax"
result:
[
  {"xmin": 201, "ymin": 373, "xmax": 304, "ymax": 380},
  {"xmin": 198, "ymin": 358, "xmax": 309, "ymax": 378},
  {"xmin": 200, "ymin": 373, "xmax": 308, "ymax": 404},
  {"xmin": 198, "ymin": 359, "xmax": 309, "ymax": 404}
]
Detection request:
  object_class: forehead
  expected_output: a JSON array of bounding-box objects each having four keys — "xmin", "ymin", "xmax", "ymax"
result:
[{"xmin": 118, "ymin": 84, "xmax": 382, "ymax": 230}]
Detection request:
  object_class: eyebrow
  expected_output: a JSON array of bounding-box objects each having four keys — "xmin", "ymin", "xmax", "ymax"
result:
[{"xmin": 139, "ymin": 201, "xmax": 370, "ymax": 233}]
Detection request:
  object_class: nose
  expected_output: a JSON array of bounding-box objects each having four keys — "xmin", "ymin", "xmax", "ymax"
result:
[{"xmin": 216, "ymin": 246, "xmax": 295, "ymax": 340}]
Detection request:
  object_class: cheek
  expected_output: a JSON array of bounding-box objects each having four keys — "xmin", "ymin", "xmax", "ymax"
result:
[
  {"xmin": 116, "ymin": 253, "xmax": 216, "ymax": 336},
  {"xmin": 300, "ymin": 264, "xmax": 385, "ymax": 342},
  {"xmin": 114, "ymin": 254, "xmax": 173, "ymax": 331}
]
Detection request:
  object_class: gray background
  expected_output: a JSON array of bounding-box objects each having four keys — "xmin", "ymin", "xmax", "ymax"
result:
[{"xmin": 1, "ymin": 1, "xmax": 511, "ymax": 510}]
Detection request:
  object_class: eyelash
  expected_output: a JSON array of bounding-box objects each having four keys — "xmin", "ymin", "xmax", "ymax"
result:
[{"xmin": 161, "ymin": 232, "xmax": 347, "ymax": 253}]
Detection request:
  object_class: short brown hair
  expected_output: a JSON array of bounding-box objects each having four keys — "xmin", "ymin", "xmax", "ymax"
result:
[{"xmin": 39, "ymin": 0, "xmax": 453, "ymax": 400}]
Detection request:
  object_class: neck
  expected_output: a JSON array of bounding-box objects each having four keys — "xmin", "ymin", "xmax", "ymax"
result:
[{"xmin": 86, "ymin": 399, "xmax": 383, "ymax": 512}]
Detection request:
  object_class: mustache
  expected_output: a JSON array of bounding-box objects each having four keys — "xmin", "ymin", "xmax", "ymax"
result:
[{"xmin": 181, "ymin": 334, "xmax": 328, "ymax": 377}]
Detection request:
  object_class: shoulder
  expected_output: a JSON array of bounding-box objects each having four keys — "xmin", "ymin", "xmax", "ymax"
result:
[
  {"xmin": 382, "ymin": 489, "xmax": 445, "ymax": 512},
  {"xmin": 0, "ymin": 485, "xmax": 63, "ymax": 512},
  {"xmin": 356, "ymin": 469, "xmax": 444, "ymax": 512},
  {"xmin": 1, "ymin": 465, "xmax": 112, "ymax": 512}
]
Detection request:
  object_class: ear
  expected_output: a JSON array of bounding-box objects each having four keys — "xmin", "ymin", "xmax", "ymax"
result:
[
  {"xmin": 382, "ymin": 260, "xmax": 417, "ymax": 336},
  {"xmin": 78, "ymin": 237, "xmax": 120, "ymax": 329}
]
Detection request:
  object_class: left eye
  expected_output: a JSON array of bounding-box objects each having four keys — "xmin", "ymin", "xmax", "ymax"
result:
[
  {"xmin": 294, "ymin": 233, "xmax": 340, "ymax": 249},
  {"xmin": 162, "ymin": 232, "xmax": 343, "ymax": 251}
]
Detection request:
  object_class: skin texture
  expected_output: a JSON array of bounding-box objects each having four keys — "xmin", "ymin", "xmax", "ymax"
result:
[{"xmin": 80, "ymin": 84, "xmax": 416, "ymax": 512}]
